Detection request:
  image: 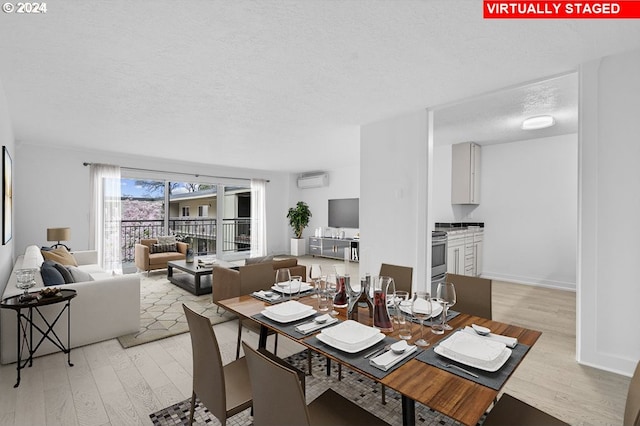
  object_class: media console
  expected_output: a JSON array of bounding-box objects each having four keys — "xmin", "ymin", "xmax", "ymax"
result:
[{"xmin": 309, "ymin": 237, "xmax": 359, "ymax": 262}]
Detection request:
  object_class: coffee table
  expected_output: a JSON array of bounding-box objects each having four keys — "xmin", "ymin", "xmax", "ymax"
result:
[{"xmin": 167, "ymin": 258, "xmax": 239, "ymax": 295}]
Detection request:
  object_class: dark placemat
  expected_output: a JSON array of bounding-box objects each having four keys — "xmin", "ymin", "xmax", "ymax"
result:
[
  {"xmin": 251, "ymin": 312, "xmax": 341, "ymax": 339},
  {"xmin": 305, "ymin": 335, "xmax": 422, "ymax": 380},
  {"xmin": 250, "ymin": 290, "xmax": 316, "ymax": 305},
  {"xmin": 416, "ymin": 331, "xmax": 531, "ymax": 390}
]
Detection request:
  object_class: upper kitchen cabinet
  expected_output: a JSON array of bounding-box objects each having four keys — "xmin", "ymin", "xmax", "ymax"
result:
[{"xmin": 451, "ymin": 142, "xmax": 481, "ymax": 204}]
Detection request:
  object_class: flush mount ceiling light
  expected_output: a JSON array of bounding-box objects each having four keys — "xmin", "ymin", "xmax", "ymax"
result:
[{"xmin": 521, "ymin": 115, "xmax": 555, "ymax": 130}]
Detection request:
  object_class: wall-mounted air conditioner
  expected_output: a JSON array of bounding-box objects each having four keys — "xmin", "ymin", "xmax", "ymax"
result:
[{"xmin": 297, "ymin": 172, "xmax": 329, "ymax": 189}]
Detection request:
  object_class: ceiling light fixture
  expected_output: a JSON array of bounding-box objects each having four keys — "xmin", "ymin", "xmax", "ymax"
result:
[{"xmin": 521, "ymin": 115, "xmax": 555, "ymax": 130}]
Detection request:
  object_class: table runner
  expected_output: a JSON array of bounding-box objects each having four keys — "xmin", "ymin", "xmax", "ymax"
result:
[
  {"xmin": 415, "ymin": 331, "xmax": 531, "ymax": 390},
  {"xmin": 305, "ymin": 335, "xmax": 422, "ymax": 380}
]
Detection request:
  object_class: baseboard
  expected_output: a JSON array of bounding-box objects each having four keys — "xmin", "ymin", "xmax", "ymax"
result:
[{"xmin": 481, "ymin": 271, "xmax": 576, "ymax": 292}]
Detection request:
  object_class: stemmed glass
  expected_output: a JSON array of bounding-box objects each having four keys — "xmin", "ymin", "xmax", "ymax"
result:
[
  {"xmin": 437, "ymin": 282, "xmax": 456, "ymax": 331},
  {"xmin": 411, "ymin": 291, "xmax": 432, "ymax": 347},
  {"xmin": 15, "ymin": 268, "xmax": 37, "ymax": 301},
  {"xmin": 308, "ymin": 264, "xmax": 322, "ymax": 298},
  {"xmin": 275, "ymin": 268, "xmax": 292, "ymax": 300},
  {"xmin": 326, "ymin": 273, "xmax": 339, "ymax": 317}
]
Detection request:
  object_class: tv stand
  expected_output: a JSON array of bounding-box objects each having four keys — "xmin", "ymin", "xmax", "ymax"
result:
[{"xmin": 309, "ymin": 237, "xmax": 359, "ymax": 262}]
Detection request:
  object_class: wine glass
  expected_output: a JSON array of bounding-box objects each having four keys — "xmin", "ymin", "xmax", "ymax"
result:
[
  {"xmin": 437, "ymin": 282, "xmax": 456, "ymax": 331},
  {"xmin": 326, "ymin": 273, "xmax": 339, "ymax": 316},
  {"xmin": 15, "ymin": 268, "xmax": 37, "ymax": 301},
  {"xmin": 275, "ymin": 268, "xmax": 291, "ymax": 300},
  {"xmin": 308, "ymin": 264, "xmax": 322, "ymax": 298},
  {"xmin": 411, "ymin": 291, "xmax": 432, "ymax": 347}
]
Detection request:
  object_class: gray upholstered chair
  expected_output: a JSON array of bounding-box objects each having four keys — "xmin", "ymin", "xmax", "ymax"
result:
[
  {"xmin": 446, "ymin": 273, "xmax": 493, "ymax": 319},
  {"xmin": 624, "ymin": 360, "xmax": 640, "ymax": 426},
  {"xmin": 242, "ymin": 342, "xmax": 389, "ymax": 426},
  {"xmin": 183, "ymin": 304, "xmax": 252, "ymax": 425},
  {"xmin": 482, "ymin": 393, "xmax": 569, "ymax": 425}
]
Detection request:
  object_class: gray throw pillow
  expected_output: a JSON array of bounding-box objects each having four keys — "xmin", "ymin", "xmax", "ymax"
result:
[
  {"xmin": 66, "ymin": 266, "xmax": 94, "ymax": 282},
  {"xmin": 40, "ymin": 260, "xmax": 66, "ymax": 286},
  {"xmin": 157, "ymin": 235, "xmax": 177, "ymax": 245},
  {"xmin": 53, "ymin": 262, "xmax": 75, "ymax": 284},
  {"xmin": 151, "ymin": 243, "xmax": 177, "ymax": 253},
  {"xmin": 245, "ymin": 255, "xmax": 274, "ymax": 265}
]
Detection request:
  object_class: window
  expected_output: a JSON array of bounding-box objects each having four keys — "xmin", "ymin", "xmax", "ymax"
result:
[
  {"xmin": 181, "ymin": 206, "xmax": 190, "ymax": 217},
  {"xmin": 198, "ymin": 205, "xmax": 209, "ymax": 217}
]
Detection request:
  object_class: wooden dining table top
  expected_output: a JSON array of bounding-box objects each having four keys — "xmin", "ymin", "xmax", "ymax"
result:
[{"xmin": 216, "ymin": 294, "xmax": 541, "ymax": 426}]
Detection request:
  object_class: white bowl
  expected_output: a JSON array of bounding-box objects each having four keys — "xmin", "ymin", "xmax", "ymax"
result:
[{"xmin": 390, "ymin": 340, "xmax": 409, "ymax": 354}]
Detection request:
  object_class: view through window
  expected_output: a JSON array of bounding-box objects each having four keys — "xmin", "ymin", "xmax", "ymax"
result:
[{"xmin": 119, "ymin": 177, "xmax": 251, "ymax": 270}]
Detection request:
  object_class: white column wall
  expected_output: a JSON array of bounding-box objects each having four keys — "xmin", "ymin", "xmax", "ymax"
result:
[
  {"xmin": 360, "ymin": 110, "xmax": 429, "ymax": 292},
  {"xmin": 578, "ymin": 48, "xmax": 640, "ymax": 376},
  {"xmin": 0, "ymin": 78, "xmax": 15, "ymax": 298}
]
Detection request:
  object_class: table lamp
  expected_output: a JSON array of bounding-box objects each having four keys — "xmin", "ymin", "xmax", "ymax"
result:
[{"xmin": 47, "ymin": 227, "xmax": 71, "ymax": 250}]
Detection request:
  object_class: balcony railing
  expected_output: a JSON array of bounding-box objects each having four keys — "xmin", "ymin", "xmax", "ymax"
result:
[{"xmin": 119, "ymin": 218, "xmax": 251, "ymax": 262}]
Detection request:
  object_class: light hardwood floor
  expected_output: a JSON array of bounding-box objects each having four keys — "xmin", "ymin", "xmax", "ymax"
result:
[{"xmin": 0, "ymin": 256, "xmax": 630, "ymax": 425}]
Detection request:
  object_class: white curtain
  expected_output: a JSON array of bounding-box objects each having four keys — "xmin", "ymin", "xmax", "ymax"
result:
[
  {"xmin": 250, "ymin": 179, "xmax": 267, "ymax": 257},
  {"xmin": 89, "ymin": 164, "xmax": 122, "ymax": 273}
]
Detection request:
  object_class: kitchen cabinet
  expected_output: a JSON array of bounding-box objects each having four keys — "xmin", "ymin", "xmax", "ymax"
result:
[
  {"xmin": 309, "ymin": 237, "xmax": 359, "ymax": 262},
  {"xmin": 451, "ymin": 142, "xmax": 481, "ymax": 204},
  {"xmin": 446, "ymin": 232, "xmax": 466, "ymax": 275},
  {"xmin": 445, "ymin": 228, "xmax": 483, "ymax": 277}
]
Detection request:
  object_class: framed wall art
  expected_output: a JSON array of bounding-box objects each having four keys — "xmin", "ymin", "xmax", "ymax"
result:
[{"xmin": 3, "ymin": 146, "xmax": 12, "ymax": 245}]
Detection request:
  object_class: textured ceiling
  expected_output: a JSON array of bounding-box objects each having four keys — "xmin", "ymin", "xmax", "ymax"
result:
[{"xmin": 0, "ymin": 1, "xmax": 639, "ymax": 173}]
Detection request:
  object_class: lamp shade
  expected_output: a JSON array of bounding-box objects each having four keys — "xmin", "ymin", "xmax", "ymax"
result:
[{"xmin": 47, "ymin": 227, "xmax": 70, "ymax": 242}]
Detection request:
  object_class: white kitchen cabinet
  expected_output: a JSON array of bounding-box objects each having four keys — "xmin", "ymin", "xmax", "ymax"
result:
[
  {"xmin": 446, "ymin": 231, "xmax": 466, "ymax": 275},
  {"xmin": 473, "ymin": 231, "xmax": 483, "ymax": 276},
  {"xmin": 451, "ymin": 142, "xmax": 481, "ymax": 204}
]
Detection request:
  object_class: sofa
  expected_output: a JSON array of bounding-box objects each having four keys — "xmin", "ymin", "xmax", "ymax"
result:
[
  {"xmin": 212, "ymin": 257, "xmax": 307, "ymax": 306},
  {"xmin": 134, "ymin": 238, "xmax": 188, "ymax": 273},
  {"xmin": 1, "ymin": 245, "xmax": 140, "ymax": 364}
]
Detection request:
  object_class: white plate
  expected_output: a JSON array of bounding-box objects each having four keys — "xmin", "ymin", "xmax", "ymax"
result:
[
  {"xmin": 400, "ymin": 299, "xmax": 443, "ymax": 319},
  {"xmin": 271, "ymin": 282, "xmax": 314, "ymax": 294},
  {"xmin": 320, "ymin": 320, "xmax": 381, "ymax": 345},
  {"xmin": 434, "ymin": 344, "xmax": 512, "ymax": 372},
  {"xmin": 317, "ymin": 331, "xmax": 385, "ymax": 353},
  {"xmin": 262, "ymin": 300, "xmax": 315, "ymax": 322},
  {"xmin": 262, "ymin": 308, "xmax": 316, "ymax": 323},
  {"xmin": 439, "ymin": 330, "xmax": 505, "ymax": 362}
]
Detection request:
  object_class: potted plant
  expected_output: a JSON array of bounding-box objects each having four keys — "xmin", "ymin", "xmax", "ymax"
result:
[{"xmin": 287, "ymin": 201, "xmax": 312, "ymax": 256}]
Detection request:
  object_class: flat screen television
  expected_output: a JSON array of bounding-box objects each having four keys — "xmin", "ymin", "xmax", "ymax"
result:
[{"xmin": 328, "ymin": 198, "xmax": 359, "ymax": 229}]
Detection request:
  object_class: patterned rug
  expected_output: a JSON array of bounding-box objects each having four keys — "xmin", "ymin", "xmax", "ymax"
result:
[
  {"xmin": 117, "ymin": 271, "xmax": 236, "ymax": 348},
  {"xmin": 149, "ymin": 351, "xmax": 464, "ymax": 426}
]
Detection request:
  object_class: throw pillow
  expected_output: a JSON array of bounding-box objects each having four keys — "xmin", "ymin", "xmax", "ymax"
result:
[
  {"xmin": 151, "ymin": 243, "xmax": 177, "ymax": 253},
  {"xmin": 40, "ymin": 260, "xmax": 66, "ymax": 286},
  {"xmin": 245, "ymin": 255, "xmax": 274, "ymax": 265},
  {"xmin": 65, "ymin": 266, "xmax": 94, "ymax": 282},
  {"xmin": 157, "ymin": 235, "xmax": 177, "ymax": 245},
  {"xmin": 52, "ymin": 262, "xmax": 75, "ymax": 284},
  {"xmin": 41, "ymin": 247, "xmax": 78, "ymax": 266}
]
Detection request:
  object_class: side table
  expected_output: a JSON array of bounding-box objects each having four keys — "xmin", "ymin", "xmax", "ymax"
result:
[{"xmin": 0, "ymin": 289, "xmax": 77, "ymax": 387}]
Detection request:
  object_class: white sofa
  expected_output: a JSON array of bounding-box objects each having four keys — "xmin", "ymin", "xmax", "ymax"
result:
[{"xmin": 1, "ymin": 245, "xmax": 140, "ymax": 364}]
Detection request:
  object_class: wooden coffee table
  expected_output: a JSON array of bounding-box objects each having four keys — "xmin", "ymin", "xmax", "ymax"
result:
[{"xmin": 167, "ymin": 258, "xmax": 238, "ymax": 295}]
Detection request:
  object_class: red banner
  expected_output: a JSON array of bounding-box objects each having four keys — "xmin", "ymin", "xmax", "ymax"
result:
[{"xmin": 484, "ymin": 1, "xmax": 640, "ymax": 18}]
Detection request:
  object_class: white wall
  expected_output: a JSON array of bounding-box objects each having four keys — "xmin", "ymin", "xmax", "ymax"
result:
[
  {"xmin": 289, "ymin": 164, "xmax": 360, "ymax": 242},
  {"xmin": 360, "ymin": 110, "xmax": 429, "ymax": 291},
  {"xmin": 578, "ymin": 48, "xmax": 640, "ymax": 376},
  {"xmin": 14, "ymin": 143, "xmax": 291, "ymax": 257},
  {"xmin": 0, "ymin": 78, "xmax": 15, "ymax": 298},
  {"xmin": 432, "ymin": 136, "xmax": 578, "ymax": 289}
]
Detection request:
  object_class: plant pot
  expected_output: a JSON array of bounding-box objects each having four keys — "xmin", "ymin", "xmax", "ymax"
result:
[{"xmin": 290, "ymin": 238, "xmax": 306, "ymax": 256}]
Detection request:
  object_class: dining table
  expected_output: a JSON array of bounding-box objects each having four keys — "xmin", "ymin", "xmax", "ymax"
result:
[{"xmin": 216, "ymin": 293, "xmax": 541, "ymax": 426}]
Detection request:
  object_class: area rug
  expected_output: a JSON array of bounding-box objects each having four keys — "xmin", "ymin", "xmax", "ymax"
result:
[
  {"xmin": 117, "ymin": 272, "xmax": 236, "ymax": 348},
  {"xmin": 149, "ymin": 351, "xmax": 465, "ymax": 426}
]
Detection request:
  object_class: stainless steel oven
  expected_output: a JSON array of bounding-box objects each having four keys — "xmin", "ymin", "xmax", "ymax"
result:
[{"xmin": 431, "ymin": 231, "xmax": 447, "ymax": 295}]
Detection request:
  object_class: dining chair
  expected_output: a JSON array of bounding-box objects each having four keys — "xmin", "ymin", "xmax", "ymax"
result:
[
  {"xmin": 235, "ymin": 262, "xmax": 279, "ymax": 359},
  {"xmin": 445, "ymin": 273, "xmax": 493, "ymax": 319},
  {"xmin": 182, "ymin": 304, "xmax": 252, "ymax": 425},
  {"xmin": 242, "ymin": 342, "xmax": 389, "ymax": 426},
  {"xmin": 624, "ymin": 360, "xmax": 640, "ymax": 426},
  {"xmin": 482, "ymin": 393, "xmax": 569, "ymax": 425},
  {"xmin": 379, "ymin": 263, "xmax": 413, "ymax": 294}
]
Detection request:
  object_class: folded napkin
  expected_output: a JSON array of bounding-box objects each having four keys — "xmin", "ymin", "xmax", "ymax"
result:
[
  {"xmin": 253, "ymin": 290, "xmax": 280, "ymax": 300},
  {"xmin": 462, "ymin": 326, "xmax": 518, "ymax": 348},
  {"xmin": 294, "ymin": 316, "xmax": 339, "ymax": 334},
  {"xmin": 370, "ymin": 345, "xmax": 417, "ymax": 371}
]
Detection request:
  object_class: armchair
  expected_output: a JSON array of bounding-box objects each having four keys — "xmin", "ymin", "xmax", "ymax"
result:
[{"xmin": 134, "ymin": 238, "xmax": 188, "ymax": 274}]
